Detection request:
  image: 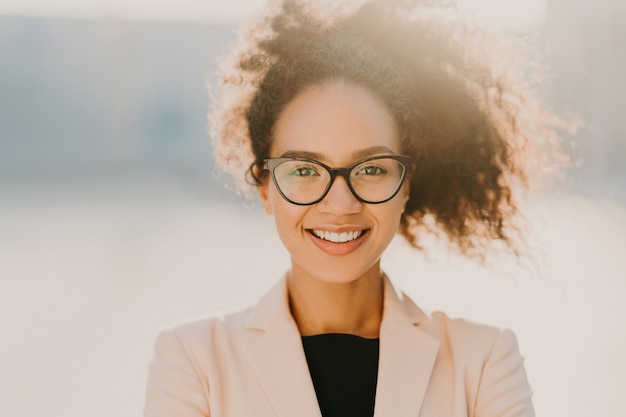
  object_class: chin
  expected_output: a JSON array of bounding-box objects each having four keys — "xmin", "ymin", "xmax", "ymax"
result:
[{"xmin": 293, "ymin": 258, "xmax": 381, "ymax": 287}]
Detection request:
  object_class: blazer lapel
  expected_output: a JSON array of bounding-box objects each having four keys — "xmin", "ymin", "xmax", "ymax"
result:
[
  {"xmin": 242, "ymin": 275, "xmax": 439, "ymax": 417},
  {"xmin": 244, "ymin": 278, "xmax": 322, "ymax": 417},
  {"xmin": 374, "ymin": 277, "xmax": 441, "ymax": 417}
]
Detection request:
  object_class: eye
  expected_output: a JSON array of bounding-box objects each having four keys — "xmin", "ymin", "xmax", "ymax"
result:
[
  {"xmin": 288, "ymin": 165, "xmax": 320, "ymax": 177},
  {"xmin": 354, "ymin": 164, "xmax": 386, "ymax": 176}
]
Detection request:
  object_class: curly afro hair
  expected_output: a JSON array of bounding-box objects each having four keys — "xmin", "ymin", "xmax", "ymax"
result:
[{"xmin": 209, "ymin": 0, "xmax": 570, "ymax": 260}]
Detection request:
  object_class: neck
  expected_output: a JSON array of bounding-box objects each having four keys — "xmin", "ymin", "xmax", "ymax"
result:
[{"xmin": 287, "ymin": 264, "xmax": 384, "ymax": 339}]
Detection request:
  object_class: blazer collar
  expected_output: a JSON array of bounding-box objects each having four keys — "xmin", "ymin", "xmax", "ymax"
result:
[
  {"xmin": 374, "ymin": 275, "xmax": 441, "ymax": 417},
  {"xmin": 244, "ymin": 274, "xmax": 440, "ymax": 417},
  {"xmin": 244, "ymin": 275, "xmax": 322, "ymax": 417}
]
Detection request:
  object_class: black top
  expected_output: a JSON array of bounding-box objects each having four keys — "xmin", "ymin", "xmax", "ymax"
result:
[{"xmin": 301, "ymin": 333, "xmax": 380, "ymax": 417}]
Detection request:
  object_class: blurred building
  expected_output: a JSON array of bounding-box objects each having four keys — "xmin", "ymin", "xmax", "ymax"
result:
[
  {"xmin": 0, "ymin": 5, "xmax": 624, "ymax": 200},
  {"xmin": 0, "ymin": 17, "xmax": 236, "ymax": 179}
]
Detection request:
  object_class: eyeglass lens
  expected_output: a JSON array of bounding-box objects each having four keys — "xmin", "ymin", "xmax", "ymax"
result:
[{"xmin": 272, "ymin": 157, "xmax": 406, "ymax": 204}]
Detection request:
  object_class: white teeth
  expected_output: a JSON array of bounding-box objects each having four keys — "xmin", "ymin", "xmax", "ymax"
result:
[{"xmin": 312, "ymin": 229, "xmax": 363, "ymax": 243}]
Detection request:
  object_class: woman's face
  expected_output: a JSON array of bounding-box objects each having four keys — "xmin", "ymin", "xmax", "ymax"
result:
[{"xmin": 259, "ymin": 81, "xmax": 409, "ymax": 285}]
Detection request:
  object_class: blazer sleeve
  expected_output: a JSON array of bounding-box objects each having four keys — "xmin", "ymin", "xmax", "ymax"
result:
[
  {"xmin": 144, "ymin": 328, "xmax": 210, "ymax": 417},
  {"xmin": 474, "ymin": 328, "xmax": 535, "ymax": 417}
]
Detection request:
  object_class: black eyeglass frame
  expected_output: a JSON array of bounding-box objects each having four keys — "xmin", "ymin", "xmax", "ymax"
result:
[{"xmin": 263, "ymin": 155, "xmax": 412, "ymax": 206}]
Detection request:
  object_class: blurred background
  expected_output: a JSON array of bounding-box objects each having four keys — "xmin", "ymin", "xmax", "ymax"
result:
[{"xmin": 1, "ymin": 0, "xmax": 624, "ymax": 416}]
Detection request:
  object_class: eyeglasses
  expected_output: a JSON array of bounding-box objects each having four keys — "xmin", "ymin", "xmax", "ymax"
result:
[{"xmin": 263, "ymin": 155, "xmax": 411, "ymax": 205}]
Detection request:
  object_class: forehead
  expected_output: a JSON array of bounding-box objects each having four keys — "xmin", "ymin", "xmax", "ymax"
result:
[{"xmin": 271, "ymin": 82, "xmax": 400, "ymax": 164}]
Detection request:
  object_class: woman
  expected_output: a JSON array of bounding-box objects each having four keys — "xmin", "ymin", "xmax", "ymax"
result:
[{"xmin": 145, "ymin": 1, "xmax": 566, "ymax": 416}]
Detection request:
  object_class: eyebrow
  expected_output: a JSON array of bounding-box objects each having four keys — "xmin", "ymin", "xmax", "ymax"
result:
[{"xmin": 279, "ymin": 146, "xmax": 396, "ymax": 161}]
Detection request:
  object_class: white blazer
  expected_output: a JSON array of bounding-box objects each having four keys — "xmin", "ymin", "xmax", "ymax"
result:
[{"xmin": 144, "ymin": 275, "xmax": 534, "ymax": 417}]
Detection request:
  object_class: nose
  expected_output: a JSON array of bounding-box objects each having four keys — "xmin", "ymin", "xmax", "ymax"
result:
[{"xmin": 316, "ymin": 176, "xmax": 362, "ymax": 215}]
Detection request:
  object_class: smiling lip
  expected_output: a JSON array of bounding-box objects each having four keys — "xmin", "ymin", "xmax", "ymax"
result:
[{"xmin": 306, "ymin": 227, "xmax": 369, "ymax": 256}]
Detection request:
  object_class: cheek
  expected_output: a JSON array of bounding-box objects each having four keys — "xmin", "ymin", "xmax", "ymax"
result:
[
  {"xmin": 269, "ymin": 188, "xmax": 307, "ymax": 229},
  {"xmin": 379, "ymin": 197, "xmax": 406, "ymax": 234},
  {"xmin": 271, "ymin": 203, "xmax": 311, "ymax": 254}
]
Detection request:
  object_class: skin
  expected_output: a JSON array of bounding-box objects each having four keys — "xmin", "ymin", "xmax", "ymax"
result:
[{"xmin": 258, "ymin": 80, "xmax": 409, "ymax": 338}]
